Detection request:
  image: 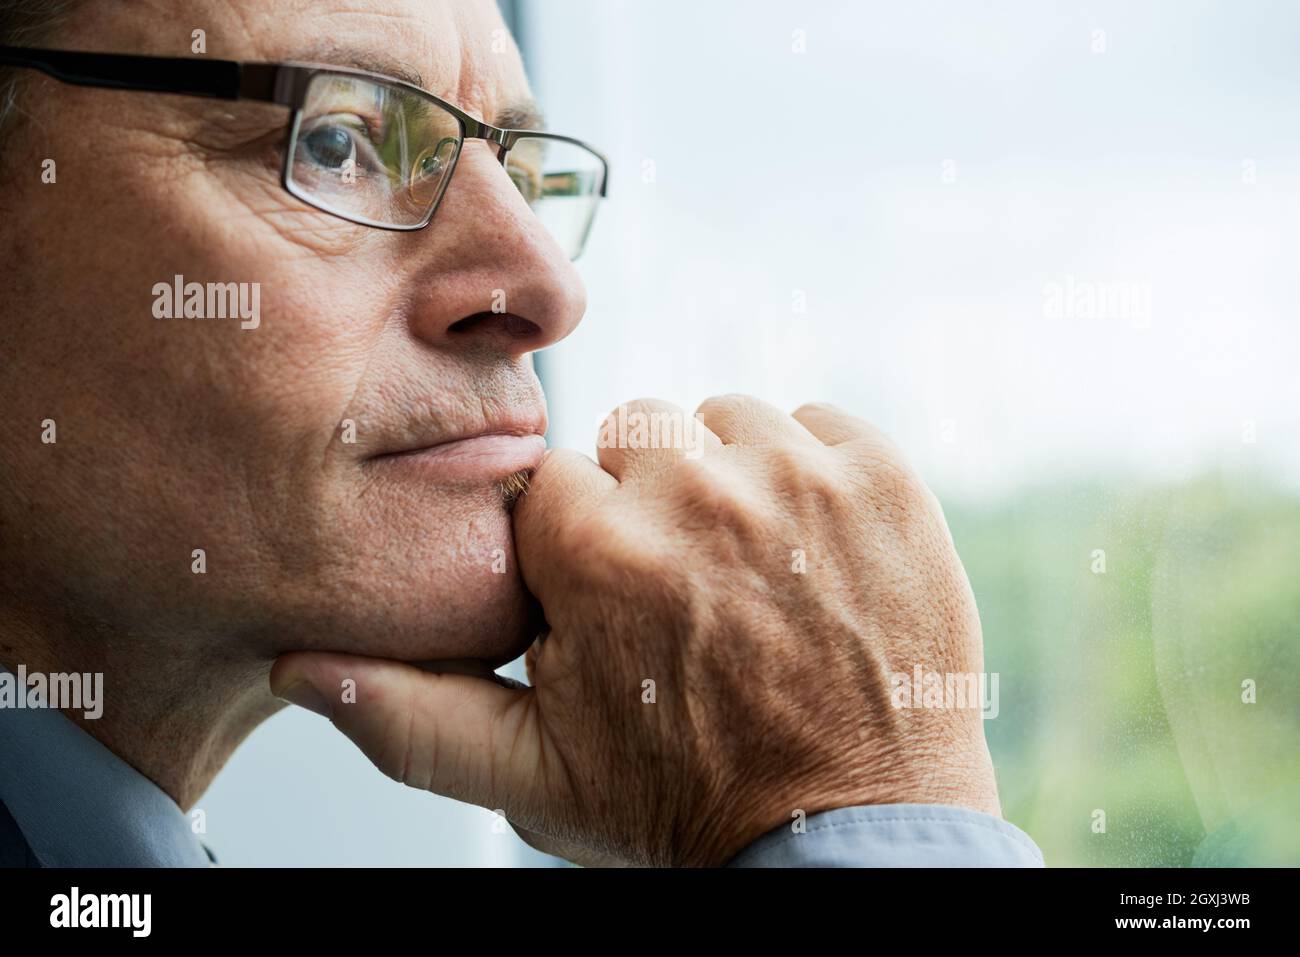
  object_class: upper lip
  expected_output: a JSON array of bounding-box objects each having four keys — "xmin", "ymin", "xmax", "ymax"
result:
[{"xmin": 367, "ymin": 404, "xmax": 548, "ymax": 459}]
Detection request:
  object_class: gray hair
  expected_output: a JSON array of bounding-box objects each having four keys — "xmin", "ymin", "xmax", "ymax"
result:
[{"xmin": 0, "ymin": 1, "xmax": 81, "ymax": 136}]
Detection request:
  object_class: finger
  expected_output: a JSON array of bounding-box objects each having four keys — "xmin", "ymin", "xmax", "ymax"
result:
[
  {"xmin": 792, "ymin": 402, "xmax": 910, "ymax": 466},
  {"xmin": 788, "ymin": 405, "xmax": 943, "ymax": 519},
  {"xmin": 595, "ymin": 397, "xmax": 722, "ymax": 482},
  {"xmin": 695, "ymin": 394, "xmax": 820, "ymax": 447},
  {"xmin": 270, "ymin": 651, "xmax": 540, "ymax": 815},
  {"xmin": 791, "ymin": 402, "xmax": 875, "ymax": 446},
  {"xmin": 513, "ymin": 447, "xmax": 616, "ymax": 594}
]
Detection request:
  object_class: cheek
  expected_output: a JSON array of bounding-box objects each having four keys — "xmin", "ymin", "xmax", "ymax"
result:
[
  {"xmin": 3, "ymin": 168, "xmax": 393, "ymax": 605},
  {"xmin": 5, "ymin": 138, "xmax": 539, "ymax": 660}
]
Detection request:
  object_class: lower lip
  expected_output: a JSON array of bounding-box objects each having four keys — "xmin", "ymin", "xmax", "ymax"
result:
[{"xmin": 373, "ymin": 433, "xmax": 547, "ymax": 482}]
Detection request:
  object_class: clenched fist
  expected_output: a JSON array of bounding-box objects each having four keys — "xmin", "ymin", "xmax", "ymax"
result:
[{"xmin": 272, "ymin": 396, "xmax": 1001, "ymax": 866}]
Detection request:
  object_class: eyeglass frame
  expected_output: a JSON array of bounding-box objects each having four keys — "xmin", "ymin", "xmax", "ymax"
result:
[{"xmin": 0, "ymin": 45, "xmax": 610, "ymax": 250}]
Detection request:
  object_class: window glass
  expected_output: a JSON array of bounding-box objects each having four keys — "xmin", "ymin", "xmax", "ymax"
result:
[{"xmin": 523, "ymin": 0, "xmax": 1300, "ymax": 865}]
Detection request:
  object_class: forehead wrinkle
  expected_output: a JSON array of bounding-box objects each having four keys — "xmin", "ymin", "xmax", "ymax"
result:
[
  {"xmin": 238, "ymin": 1, "xmax": 450, "ymax": 81},
  {"xmin": 219, "ymin": 0, "xmax": 261, "ymax": 54},
  {"xmin": 61, "ymin": 0, "xmax": 259, "ymax": 58},
  {"xmin": 448, "ymin": 0, "xmax": 532, "ymax": 124},
  {"xmin": 223, "ymin": 0, "xmax": 535, "ymax": 125},
  {"xmin": 314, "ymin": 2, "xmax": 453, "ymax": 77}
]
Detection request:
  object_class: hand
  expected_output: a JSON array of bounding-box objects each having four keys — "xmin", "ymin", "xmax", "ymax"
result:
[{"xmin": 271, "ymin": 396, "xmax": 1001, "ymax": 866}]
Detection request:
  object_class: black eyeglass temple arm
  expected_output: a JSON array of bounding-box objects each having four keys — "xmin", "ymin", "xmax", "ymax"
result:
[
  {"xmin": 0, "ymin": 45, "xmax": 609, "ymax": 197},
  {"xmin": 0, "ymin": 45, "xmax": 283, "ymax": 102}
]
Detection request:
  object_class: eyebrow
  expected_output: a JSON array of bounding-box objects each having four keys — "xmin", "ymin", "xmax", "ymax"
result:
[
  {"xmin": 290, "ymin": 43, "xmax": 545, "ymax": 131},
  {"xmin": 294, "ymin": 43, "xmax": 427, "ymax": 89},
  {"xmin": 493, "ymin": 101, "xmax": 546, "ymax": 132}
]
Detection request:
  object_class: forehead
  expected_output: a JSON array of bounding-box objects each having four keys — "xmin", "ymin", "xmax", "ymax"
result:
[{"xmin": 70, "ymin": 0, "xmax": 531, "ymax": 119}]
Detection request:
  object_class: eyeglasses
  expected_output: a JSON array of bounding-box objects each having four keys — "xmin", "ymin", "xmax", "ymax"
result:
[{"xmin": 0, "ymin": 46, "xmax": 609, "ymax": 259}]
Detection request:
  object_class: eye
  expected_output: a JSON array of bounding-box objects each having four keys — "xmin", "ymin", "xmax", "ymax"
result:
[{"xmin": 302, "ymin": 123, "xmax": 358, "ymax": 170}]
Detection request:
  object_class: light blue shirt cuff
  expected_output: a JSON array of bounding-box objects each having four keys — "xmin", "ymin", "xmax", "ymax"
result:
[{"xmin": 727, "ymin": 804, "xmax": 1044, "ymax": 867}]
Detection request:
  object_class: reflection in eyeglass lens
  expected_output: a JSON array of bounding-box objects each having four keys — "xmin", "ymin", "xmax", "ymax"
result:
[{"xmin": 291, "ymin": 74, "xmax": 461, "ymax": 225}]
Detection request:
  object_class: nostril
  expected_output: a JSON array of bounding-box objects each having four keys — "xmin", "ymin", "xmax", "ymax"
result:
[
  {"xmin": 448, "ymin": 311, "xmax": 541, "ymax": 339},
  {"xmin": 447, "ymin": 312, "xmax": 487, "ymax": 333},
  {"xmin": 502, "ymin": 314, "xmax": 541, "ymax": 338}
]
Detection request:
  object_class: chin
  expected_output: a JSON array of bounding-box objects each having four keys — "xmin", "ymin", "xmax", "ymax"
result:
[
  {"xmin": 269, "ymin": 486, "xmax": 544, "ymax": 666},
  {"xmin": 397, "ymin": 574, "xmax": 543, "ymax": 666},
  {"xmin": 268, "ymin": 567, "xmax": 542, "ymax": 667},
  {"xmin": 461, "ymin": 581, "xmax": 545, "ymax": 667}
]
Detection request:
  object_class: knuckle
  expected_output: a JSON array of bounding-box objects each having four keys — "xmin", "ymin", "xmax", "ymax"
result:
[
  {"xmin": 768, "ymin": 443, "xmax": 848, "ymax": 505},
  {"xmin": 598, "ymin": 397, "xmax": 683, "ymax": 451},
  {"xmin": 792, "ymin": 400, "xmax": 838, "ymax": 418},
  {"xmin": 671, "ymin": 455, "xmax": 758, "ymax": 526},
  {"xmin": 697, "ymin": 392, "xmax": 751, "ymax": 412},
  {"xmin": 695, "ymin": 393, "xmax": 751, "ymax": 424},
  {"xmin": 373, "ymin": 708, "xmax": 427, "ymax": 789}
]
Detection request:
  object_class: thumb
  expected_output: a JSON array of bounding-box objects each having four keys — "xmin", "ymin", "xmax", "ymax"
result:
[{"xmin": 270, "ymin": 651, "xmax": 540, "ymax": 815}]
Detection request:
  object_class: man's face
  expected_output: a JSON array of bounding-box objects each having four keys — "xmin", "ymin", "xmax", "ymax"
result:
[{"xmin": 0, "ymin": 0, "xmax": 586, "ymax": 663}]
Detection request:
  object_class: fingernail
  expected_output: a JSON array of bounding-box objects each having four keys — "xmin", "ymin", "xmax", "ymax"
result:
[{"xmin": 276, "ymin": 680, "xmax": 332, "ymax": 719}]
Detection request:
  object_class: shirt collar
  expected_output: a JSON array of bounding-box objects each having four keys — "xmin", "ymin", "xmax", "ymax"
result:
[{"xmin": 0, "ymin": 665, "xmax": 213, "ymax": 867}]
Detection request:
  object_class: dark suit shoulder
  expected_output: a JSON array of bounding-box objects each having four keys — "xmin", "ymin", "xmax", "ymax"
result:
[{"xmin": 0, "ymin": 798, "xmax": 43, "ymax": 867}]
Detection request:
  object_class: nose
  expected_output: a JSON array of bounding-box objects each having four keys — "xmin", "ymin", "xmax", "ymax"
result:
[{"xmin": 404, "ymin": 141, "xmax": 588, "ymax": 356}]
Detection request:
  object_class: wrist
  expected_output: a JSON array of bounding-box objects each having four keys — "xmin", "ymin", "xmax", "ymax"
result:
[{"xmin": 688, "ymin": 743, "xmax": 1001, "ymax": 866}]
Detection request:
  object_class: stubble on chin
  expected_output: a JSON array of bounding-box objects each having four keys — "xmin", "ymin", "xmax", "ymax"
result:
[{"xmin": 499, "ymin": 469, "xmax": 533, "ymax": 510}]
